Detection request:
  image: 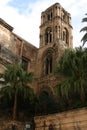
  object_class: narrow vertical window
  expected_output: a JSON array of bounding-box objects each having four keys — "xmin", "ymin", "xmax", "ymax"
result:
[
  {"xmin": 58, "ymin": 26, "xmax": 60, "ymax": 39},
  {"xmin": 45, "ymin": 58, "xmax": 49, "ymax": 74},
  {"xmin": 63, "ymin": 31, "xmax": 65, "ymax": 41},
  {"xmin": 45, "ymin": 53, "xmax": 53, "ymax": 75},
  {"xmin": 51, "ymin": 12, "xmax": 52, "ymax": 19},
  {"xmin": 45, "ymin": 27, "xmax": 52, "ymax": 45},
  {"xmin": 22, "ymin": 57, "xmax": 29, "ymax": 71},
  {"xmin": 63, "ymin": 28, "xmax": 69, "ymax": 44},
  {"xmin": 50, "ymin": 56, "xmax": 52, "ymax": 73},
  {"xmin": 50, "ymin": 32, "xmax": 52, "ymax": 42}
]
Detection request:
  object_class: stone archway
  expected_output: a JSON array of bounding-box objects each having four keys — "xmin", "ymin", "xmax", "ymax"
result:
[
  {"xmin": 39, "ymin": 90, "xmax": 53, "ymax": 114},
  {"xmin": 37, "ymin": 85, "xmax": 57, "ymax": 115}
]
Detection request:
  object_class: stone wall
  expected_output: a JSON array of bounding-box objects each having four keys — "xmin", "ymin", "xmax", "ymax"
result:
[
  {"xmin": 34, "ymin": 107, "xmax": 87, "ymax": 130},
  {"xmin": 0, "ymin": 120, "xmax": 25, "ymax": 130}
]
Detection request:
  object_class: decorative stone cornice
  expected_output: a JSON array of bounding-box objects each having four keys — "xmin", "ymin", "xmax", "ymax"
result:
[{"xmin": 0, "ymin": 18, "xmax": 13, "ymax": 32}]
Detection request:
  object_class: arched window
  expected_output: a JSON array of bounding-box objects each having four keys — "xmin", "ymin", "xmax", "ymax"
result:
[
  {"xmin": 22, "ymin": 57, "xmax": 29, "ymax": 71},
  {"xmin": 62, "ymin": 28, "xmax": 69, "ymax": 44},
  {"xmin": 45, "ymin": 27, "xmax": 52, "ymax": 45},
  {"xmin": 58, "ymin": 26, "xmax": 60, "ymax": 39},
  {"xmin": 47, "ymin": 12, "xmax": 53, "ymax": 20},
  {"xmin": 63, "ymin": 31, "xmax": 66, "ymax": 41},
  {"xmin": 65, "ymin": 28, "xmax": 69, "ymax": 44},
  {"xmin": 45, "ymin": 53, "xmax": 53, "ymax": 75}
]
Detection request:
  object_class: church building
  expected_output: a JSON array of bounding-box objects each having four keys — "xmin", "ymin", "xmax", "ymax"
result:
[{"xmin": 0, "ymin": 3, "xmax": 73, "ymax": 96}]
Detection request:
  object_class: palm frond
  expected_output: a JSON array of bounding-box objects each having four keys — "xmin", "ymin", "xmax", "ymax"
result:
[
  {"xmin": 80, "ymin": 14, "xmax": 87, "ymax": 46},
  {"xmin": 81, "ymin": 33, "xmax": 87, "ymax": 46},
  {"xmin": 82, "ymin": 17, "xmax": 87, "ymax": 22},
  {"xmin": 0, "ymin": 85, "xmax": 14, "ymax": 99},
  {"xmin": 80, "ymin": 27, "xmax": 87, "ymax": 32}
]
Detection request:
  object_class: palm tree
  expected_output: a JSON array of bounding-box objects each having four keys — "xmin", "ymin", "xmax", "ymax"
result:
[
  {"xmin": 55, "ymin": 47, "xmax": 87, "ymax": 106},
  {"xmin": 80, "ymin": 13, "xmax": 87, "ymax": 46},
  {"xmin": 0, "ymin": 64, "xmax": 34, "ymax": 120}
]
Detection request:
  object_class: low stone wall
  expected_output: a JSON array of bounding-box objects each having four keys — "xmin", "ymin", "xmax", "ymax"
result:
[
  {"xmin": 34, "ymin": 107, "xmax": 87, "ymax": 130},
  {"xmin": 0, "ymin": 120, "xmax": 25, "ymax": 130}
]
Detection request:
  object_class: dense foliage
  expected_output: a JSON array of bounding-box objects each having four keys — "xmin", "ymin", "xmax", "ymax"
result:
[
  {"xmin": 55, "ymin": 47, "xmax": 87, "ymax": 110},
  {"xmin": 0, "ymin": 64, "xmax": 34, "ymax": 119}
]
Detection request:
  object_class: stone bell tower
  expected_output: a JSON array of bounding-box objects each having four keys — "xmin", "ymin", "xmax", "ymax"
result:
[
  {"xmin": 39, "ymin": 3, "xmax": 73, "ymax": 48},
  {"xmin": 36, "ymin": 3, "xmax": 73, "ymax": 95}
]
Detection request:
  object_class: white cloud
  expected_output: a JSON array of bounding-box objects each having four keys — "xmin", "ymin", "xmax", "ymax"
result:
[
  {"xmin": 0, "ymin": 0, "xmax": 87, "ymax": 48},
  {"xmin": 0, "ymin": 0, "xmax": 11, "ymax": 5}
]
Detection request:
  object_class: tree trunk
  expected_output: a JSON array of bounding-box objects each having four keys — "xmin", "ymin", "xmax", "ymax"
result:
[
  {"xmin": 80, "ymin": 82, "xmax": 85, "ymax": 104},
  {"xmin": 13, "ymin": 92, "xmax": 17, "ymax": 120}
]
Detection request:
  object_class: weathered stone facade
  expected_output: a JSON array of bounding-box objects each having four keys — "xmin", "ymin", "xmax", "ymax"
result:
[
  {"xmin": 0, "ymin": 119, "xmax": 25, "ymax": 130},
  {"xmin": 0, "ymin": 3, "xmax": 73, "ymax": 95},
  {"xmin": 34, "ymin": 107, "xmax": 87, "ymax": 130}
]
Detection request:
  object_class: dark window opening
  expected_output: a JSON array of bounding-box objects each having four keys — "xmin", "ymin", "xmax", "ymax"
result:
[
  {"xmin": 45, "ymin": 33, "xmax": 49, "ymax": 44},
  {"xmin": 50, "ymin": 57, "xmax": 52, "ymax": 73},
  {"xmin": 58, "ymin": 26, "xmax": 60, "ymax": 38},
  {"xmin": 50, "ymin": 33, "xmax": 52, "ymax": 42},
  {"xmin": 48, "ymin": 14, "xmax": 50, "ymax": 20},
  {"xmin": 55, "ymin": 26, "xmax": 57, "ymax": 32},
  {"xmin": 45, "ymin": 58, "xmax": 49, "ymax": 75},
  {"xmin": 63, "ymin": 31, "xmax": 65, "ymax": 41},
  {"xmin": 63, "ymin": 14, "xmax": 65, "ymax": 20},
  {"xmin": 22, "ymin": 57, "xmax": 29, "ymax": 71},
  {"xmin": 51, "ymin": 12, "xmax": 52, "ymax": 19},
  {"xmin": 47, "ymin": 12, "xmax": 53, "ymax": 21},
  {"xmin": 66, "ymin": 30, "xmax": 69, "ymax": 44},
  {"xmin": 45, "ymin": 54, "xmax": 53, "ymax": 75},
  {"xmin": 63, "ymin": 28, "xmax": 69, "ymax": 44},
  {"xmin": 45, "ymin": 27, "xmax": 52, "ymax": 45}
]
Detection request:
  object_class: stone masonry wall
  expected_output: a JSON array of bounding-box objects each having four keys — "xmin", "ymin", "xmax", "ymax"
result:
[
  {"xmin": 0, "ymin": 120, "xmax": 25, "ymax": 130},
  {"xmin": 34, "ymin": 107, "xmax": 87, "ymax": 130}
]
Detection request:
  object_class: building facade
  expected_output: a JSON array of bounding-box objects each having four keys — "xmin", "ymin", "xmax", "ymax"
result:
[{"xmin": 0, "ymin": 3, "xmax": 73, "ymax": 95}]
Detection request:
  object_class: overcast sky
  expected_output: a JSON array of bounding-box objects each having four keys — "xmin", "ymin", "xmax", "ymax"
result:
[{"xmin": 0, "ymin": 0, "xmax": 87, "ymax": 48}]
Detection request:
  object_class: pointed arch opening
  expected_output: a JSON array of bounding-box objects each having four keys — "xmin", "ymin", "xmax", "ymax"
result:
[
  {"xmin": 45, "ymin": 27, "xmax": 52, "ymax": 45},
  {"xmin": 44, "ymin": 52, "xmax": 53, "ymax": 75},
  {"xmin": 63, "ymin": 28, "xmax": 69, "ymax": 45},
  {"xmin": 38, "ymin": 89, "xmax": 56, "ymax": 114}
]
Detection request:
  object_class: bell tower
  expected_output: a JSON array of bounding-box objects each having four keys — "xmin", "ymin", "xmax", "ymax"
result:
[{"xmin": 39, "ymin": 3, "xmax": 73, "ymax": 48}]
